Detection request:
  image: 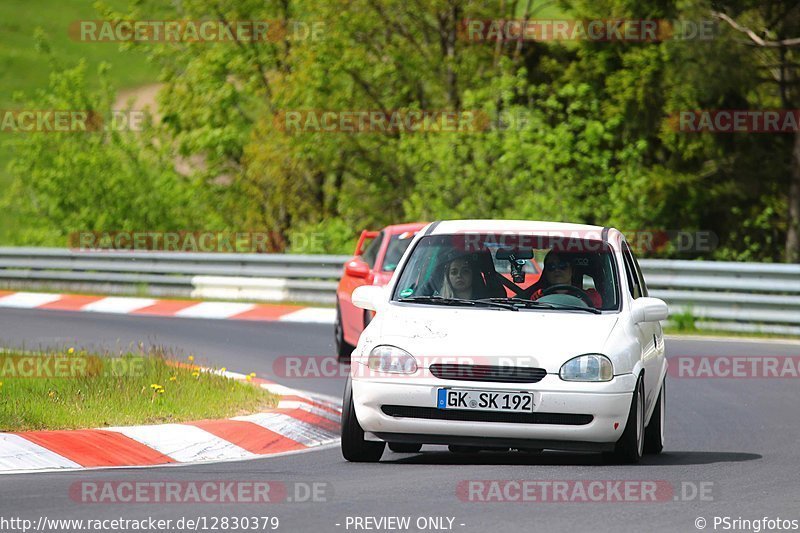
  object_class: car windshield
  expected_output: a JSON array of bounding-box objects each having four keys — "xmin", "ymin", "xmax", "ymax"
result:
[
  {"xmin": 382, "ymin": 232, "xmax": 417, "ymax": 272},
  {"xmin": 392, "ymin": 233, "xmax": 620, "ymax": 311}
]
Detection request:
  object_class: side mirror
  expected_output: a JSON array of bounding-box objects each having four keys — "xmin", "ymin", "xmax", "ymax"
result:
[
  {"xmin": 631, "ymin": 297, "xmax": 669, "ymax": 324},
  {"xmin": 352, "ymin": 285, "xmax": 385, "ymax": 312},
  {"xmin": 344, "ymin": 259, "xmax": 370, "ymax": 279}
]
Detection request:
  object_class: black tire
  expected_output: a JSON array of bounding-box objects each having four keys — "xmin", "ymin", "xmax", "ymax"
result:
[
  {"xmin": 335, "ymin": 304, "xmax": 355, "ymax": 362},
  {"xmin": 341, "ymin": 376, "xmax": 385, "ymax": 462},
  {"xmin": 388, "ymin": 442, "xmax": 422, "ymax": 453},
  {"xmin": 644, "ymin": 378, "xmax": 665, "ymax": 454},
  {"xmin": 608, "ymin": 375, "xmax": 645, "ymax": 464}
]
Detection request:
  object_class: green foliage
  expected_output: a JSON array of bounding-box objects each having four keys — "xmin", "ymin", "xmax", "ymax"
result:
[
  {"xmin": 3, "ymin": 55, "xmax": 220, "ymax": 245},
  {"xmin": 4, "ymin": 0, "xmax": 799, "ymax": 260},
  {"xmin": 670, "ymin": 308, "xmax": 698, "ymax": 332}
]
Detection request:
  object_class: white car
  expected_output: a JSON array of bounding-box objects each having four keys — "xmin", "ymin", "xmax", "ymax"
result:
[{"xmin": 341, "ymin": 220, "xmax": 669, "ymax": 463}]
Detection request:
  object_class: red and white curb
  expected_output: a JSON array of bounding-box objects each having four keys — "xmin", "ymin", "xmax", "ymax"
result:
[
  {"xmin": 0, "ymin": 373, "xmax": 342, "ymax": 474},
  {"xmin": 0, "ymin": 291, "xmax": 335, "ymax": 324}
]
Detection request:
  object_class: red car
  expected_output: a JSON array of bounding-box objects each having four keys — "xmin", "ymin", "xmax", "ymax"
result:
[{"xmin": 335, "ymin": 222, "xmax": 427, "ymax": 360}]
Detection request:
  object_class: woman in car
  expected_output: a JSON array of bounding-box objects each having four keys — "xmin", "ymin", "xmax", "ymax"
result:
[
  {"xmin": 530, "ymin": 251, "xmax": 602, "ymax": 307},
  {"xmin": 439, "ymin": 254, "xmax": 487, "ymax": 299}
]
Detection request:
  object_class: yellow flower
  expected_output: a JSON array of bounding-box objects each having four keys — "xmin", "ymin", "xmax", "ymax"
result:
[
  {"xmin": 187, "ymin": 355, "xmax": 194, "ymax": 362},
  {"xmin": 220, "ymin": 367, "xmax": 227, "ymax": 373},
  {"xmin": 48, "ymin": 390, "xmax": 55, "ymax": 399},
  {"xmin": 191, "ymin": 371, "xmax": 200, "ymax": 378},
  {"xmin": 67, "ymin": 347, "xmax": 75, "ymax": 355},
  {"xmin": 249, "ymin": 372, "xmax": 256, "ymax": 377},
  {"xmin": 0, "ymin": 381, "xmax": 3, "ymax": 390},
  {"xmin": 156, "ymin": 388, "xmax": 165, "ymax": 394},
  {"xmin": 150, "ymin": 383, "xmax": 162, "ymax": 390},
  {"xmin": 169, "ymin": 376, "xmax": 177, "ymax": 382},
  {"xmin": 245, "ymin": 375, "xmax": 252, "ymax": 382}
]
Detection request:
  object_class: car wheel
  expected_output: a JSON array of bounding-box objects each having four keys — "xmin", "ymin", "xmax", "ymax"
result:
[
  {"xmin": 644, "ymin": 378, "xmax": 665, "ymax": 454},
  {"xmin": 335, "ymin": 303, "xmax": 355, "ymax": 363},
  {"xmin": 608, "ymin": 375, "xmax": 644, "ymax": 464},
  {"xmin": 341, "ymin": 376, "xmax": 385, "ymax": 462},
  {"xmin": 388, "ymin": 443, "xmax": 422, "ymax": 453}
]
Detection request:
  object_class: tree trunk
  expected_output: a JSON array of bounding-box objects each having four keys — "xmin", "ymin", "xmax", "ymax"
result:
[{"xmin": 787, "ymin": 129, "xmax": 800, "ymax": 262}]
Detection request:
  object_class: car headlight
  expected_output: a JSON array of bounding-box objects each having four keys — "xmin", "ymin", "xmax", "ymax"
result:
[
  {"xmin": 367, "ymin": 345, "xmax": 417, "ymax": 374},
  {"xmin": 559, "ymin": 354, "xmax": 613, "ymax": 382}
]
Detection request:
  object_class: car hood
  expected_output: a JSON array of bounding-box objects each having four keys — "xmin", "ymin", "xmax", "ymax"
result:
[{"xmin": 368, "ymin": 304, "xmax": 620, "ymax": 374}]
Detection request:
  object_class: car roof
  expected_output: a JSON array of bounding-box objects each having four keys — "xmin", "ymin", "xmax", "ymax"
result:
[
  {"xmin": 424, "ymin": 220, "xmax": 623, "ymax": 247},
  {"xmin": 428, "ymin": 219, "xmax": 609, "ymax": 234},
  {"xmin": 383, "ymin": 222, "xmax": 428, "ymax": 234}
]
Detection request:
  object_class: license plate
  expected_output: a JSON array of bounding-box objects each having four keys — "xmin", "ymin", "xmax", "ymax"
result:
[{"xmin": 436, "ymin": 389, "xmax": 534, "ymax": 413}]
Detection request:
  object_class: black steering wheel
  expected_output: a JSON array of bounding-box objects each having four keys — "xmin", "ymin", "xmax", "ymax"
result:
[{"xmin": 540, "ymin": 284, "xmax": 594, "ymax": 307}]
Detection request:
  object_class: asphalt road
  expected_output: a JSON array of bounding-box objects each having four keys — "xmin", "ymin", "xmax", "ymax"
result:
[{"xmin": 1, "ymin": 307, "xmax": 799, "ymax": 533}]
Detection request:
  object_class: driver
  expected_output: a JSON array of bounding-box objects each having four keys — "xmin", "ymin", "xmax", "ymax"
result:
[{"xmin": 530, "ymin": 250, "xmax": 602, "ymax": 307}]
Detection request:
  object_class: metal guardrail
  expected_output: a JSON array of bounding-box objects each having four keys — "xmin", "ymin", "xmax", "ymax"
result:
[{"xmin": 0, "ymin": 248, "xmax": 799, "ymax": 335}]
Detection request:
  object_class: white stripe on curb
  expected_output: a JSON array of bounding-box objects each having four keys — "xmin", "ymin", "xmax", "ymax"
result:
[
  {"xmin": 175, "ymin": 302, "xmax": 256, "ymax": 319},
  {"xmin": 0, "ymin": 292, "xmax": 63, "ymax": 308},
  {"xmin": 104, "ymin": 424, "xmax": 257, "ymax": 463},
  {"xmin": 82, "ymin": 297, "xmax": 156, "ymax": 314},
  {"xmin": 233, "ymin": 413, "xmax": 339, "ymax": 447},
  {"xmin": 0, "ymin": 434, "xmax": 81, "ymax": 471}
]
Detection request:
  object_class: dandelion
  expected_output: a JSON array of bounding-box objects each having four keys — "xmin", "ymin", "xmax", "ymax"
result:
[
  {"xmin": 156, "ymin": 388, "xmax": 165, "ymax": 394},
  {"xmin": 67, "ymin": 347, "xmax": 75, "ymax": 355},
  {"xmin": 150, "ymin": 383, "xmax": 162, "ymax": 390},
  {"xmin": 192, "ymin": 371, "xmax": 200, "ymax": 378},
  {"xmin": 220, "ymin": 367, "xmax": 227, "ymax": 373},
  {"xmin": 169, "ymin": 376, "xmax": 177, "ymax": 382},
  {"xmin": 0, "ymin": 381, "xmax": 4, "ymax": 391},
  {"xmin": 187, "ymin": 355, "xmax": 194, "ymax": 362},
  {"xmin": 48, "ymin": 390, "xmax": 55, "ymax": 399}
]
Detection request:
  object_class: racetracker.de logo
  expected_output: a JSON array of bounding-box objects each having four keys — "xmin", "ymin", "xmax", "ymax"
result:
[
  {"xmin": 457, "ymin": 480, "xmax": 714, "ymax": 503},
  {"xmin": 460, "ymin": 19, "xmax": 716, "ymax": 42},
  {"xmin": 70, "ymin": 20, "xmax": 324, "ymax": 43},
  {"xmin": 669, "ymin": 356, "xmax": 800, "ymax": 378},
  {"xmin": 273, "ymin": 110, "xmax": 491, "ymax": 134},
  {"xmin": 0, "ymin": 355, "xmax": 145, "ymax": 378},
  {"xmin": 70, "ymin": 481, "xmax": 331, "ymax": 504},
  {"xmin": 671, "ymin": 110, "xmax": 800, "ymax": 133},
  {"xmin": 0, "ymin": 110, "xmax": 145, "ymax": 133}
]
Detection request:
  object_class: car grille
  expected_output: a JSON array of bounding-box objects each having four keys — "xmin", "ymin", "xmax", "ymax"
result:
[
  {"xmin": 428, "ymin": 364, "xmax": 547, "ymax": 383},
  {"xmin": 381, "ymin": 405, "xmax": 593, "ymax": 425}
]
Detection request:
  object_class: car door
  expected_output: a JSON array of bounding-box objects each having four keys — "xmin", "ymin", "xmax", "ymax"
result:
[
  {"xmin": 341, "ymin": 231, "xmax": 384, "ymax": 341},
  {"xmin": 621, "ymin": 241, "xmax": 660, "ymax": 413}
]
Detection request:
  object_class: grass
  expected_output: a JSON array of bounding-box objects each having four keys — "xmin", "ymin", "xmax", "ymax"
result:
[
  {"xmin": 0, "ymin": 347, "xmax": 278, "ymax": 432},
  {"xmin": 0, "ymin": 0, "xmax": 161, "ymax": 244}
]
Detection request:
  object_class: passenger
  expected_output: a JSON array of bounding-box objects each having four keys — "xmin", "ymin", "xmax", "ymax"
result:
[
  {"xmin": 530, "ymin": 251, "xmax": 602, "ymax": 307},
  {"xmin": 440, "ymin": 255, "xmax": 481, "ymax": 299}
]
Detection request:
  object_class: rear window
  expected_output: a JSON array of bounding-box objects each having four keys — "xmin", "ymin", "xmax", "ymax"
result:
[{"xmin": 381, "ymin": 232, "xmax": 418, "ymax": 272}]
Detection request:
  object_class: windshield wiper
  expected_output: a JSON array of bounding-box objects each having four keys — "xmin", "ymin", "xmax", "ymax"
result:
[
  {"xmin": 399, "ymin": 296, "xmax": 517, "ymax": 311},
  {"xmin": 477, "ymin": 297, "xmax": 601, "ymax": 314}
]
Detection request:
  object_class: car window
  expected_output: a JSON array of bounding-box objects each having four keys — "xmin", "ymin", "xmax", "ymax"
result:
[
  {"xmin": 627, "ymin": 244, "xmax": 648, "ymax": 297},
  {"xmin": 361, "ymin": 231, "xmax": 384, "ymax": 268},
  {"xmin": 621, "ymin": 242, "xmax": 643, "ymax": 299},
  {"xmin": 392, "ymin": 233, "xmax": 620, "ymax": 311},
  {"xmin": 382, "ymin": 232, "xmax": 417, "ymax": 272}
]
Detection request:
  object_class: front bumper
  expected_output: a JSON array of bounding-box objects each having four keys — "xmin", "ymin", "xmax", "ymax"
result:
[{"xmin": 352, "ymin": 369, "xmax": 637, "ymax": 450}]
